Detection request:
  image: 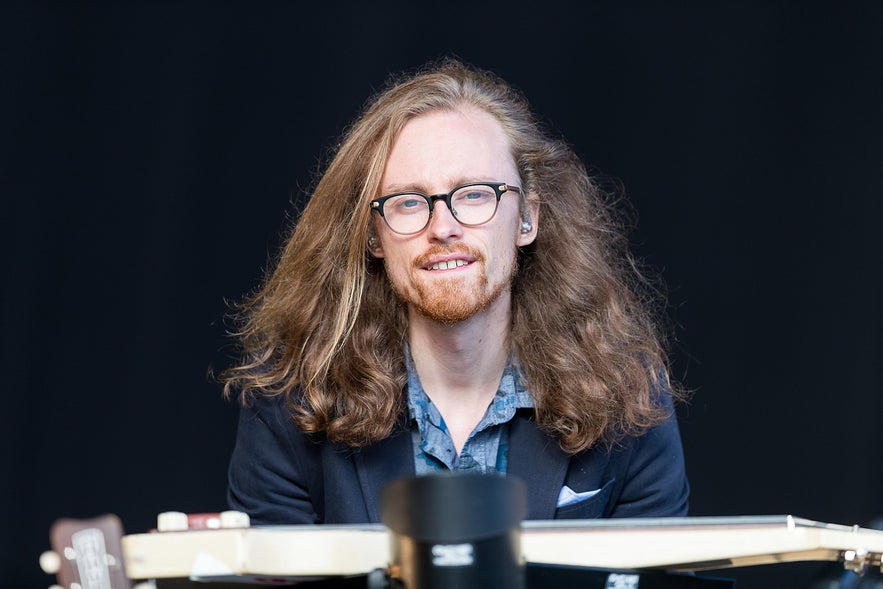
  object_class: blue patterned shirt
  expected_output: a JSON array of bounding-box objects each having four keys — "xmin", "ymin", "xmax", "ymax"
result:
[{"xmin": 406, "ymin": 350, "xmax": 534, "ymax": 475}]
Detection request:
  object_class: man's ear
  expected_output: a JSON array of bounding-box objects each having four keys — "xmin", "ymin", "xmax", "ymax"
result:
[
  {"xmin": 516, "ymin": 193, "xmax": 540, "ymax": 246},
  {"xmin": 367, "ymin": 227, "xmax": 384, "ymax": 258}
]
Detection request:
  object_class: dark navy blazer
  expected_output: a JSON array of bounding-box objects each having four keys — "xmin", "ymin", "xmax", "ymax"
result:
[{"xmin": 227, "ymin": 393, "xmax": 690, "ymax": 525}]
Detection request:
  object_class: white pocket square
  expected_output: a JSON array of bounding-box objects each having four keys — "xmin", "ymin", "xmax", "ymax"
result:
[{"xmin": 557, "ymin": 485, "xmax": 602, "ymax": 508}]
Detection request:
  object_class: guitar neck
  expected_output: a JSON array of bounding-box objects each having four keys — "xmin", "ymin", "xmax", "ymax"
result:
[{"xmin": 520, "ymin": 515, "xmax": 883, "ymax": 572}]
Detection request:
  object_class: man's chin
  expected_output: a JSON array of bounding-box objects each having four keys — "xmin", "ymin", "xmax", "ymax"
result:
[
  {"xmin": 411, "ymin": 282, "xmax": 502, "ymax": 324},
  {"xmin": 413, "ymin": 300, "xmax": 484, "ymax": 325},
  {"xmin": 394, "ymin": 270, "xmax": 508, "ymax": 325}
]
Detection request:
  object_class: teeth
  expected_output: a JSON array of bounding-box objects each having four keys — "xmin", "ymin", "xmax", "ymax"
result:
[{"xmin": 430, "ymin": 259, "xmax": 468, "ymax": 271}]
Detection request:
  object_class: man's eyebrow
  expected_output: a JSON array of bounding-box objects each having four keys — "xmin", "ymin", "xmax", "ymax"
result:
[
  {"xmin": 382, "ymin": 183, "xmax": 425, "ymax": 194},
  {"xmin": 381, "ymin": 178, "xmax": 479, "ymax": 194}
]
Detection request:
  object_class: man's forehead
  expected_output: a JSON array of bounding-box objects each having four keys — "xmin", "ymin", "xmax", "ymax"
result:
[{"xmin": 380, "ymin": 110, "xmax": 518, "ymax": 194}]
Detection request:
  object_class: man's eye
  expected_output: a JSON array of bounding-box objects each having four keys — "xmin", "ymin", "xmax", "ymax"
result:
[
  {"xmin": 391, "ymin": 196, "xmax": 427, "ymax": 212},
  {"xmin": 457, "ymin": 189, "xmax": 494, "ymax": 203}
]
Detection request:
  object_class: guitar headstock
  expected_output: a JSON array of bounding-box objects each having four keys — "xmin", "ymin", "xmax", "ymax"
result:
[{"xmin": 43, "ymin": 514, "xmax": 132, "ymax": 589}]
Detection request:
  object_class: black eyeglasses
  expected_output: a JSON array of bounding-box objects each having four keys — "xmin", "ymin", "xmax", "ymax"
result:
[{"xmin": 369, "ymin": 182, "xmax": 522, "ymax": 235}]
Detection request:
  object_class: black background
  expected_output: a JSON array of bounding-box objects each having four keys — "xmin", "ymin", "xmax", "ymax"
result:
[{"xmin": 3, "ymin": 2, "xmax": 882, "ymax": 588}]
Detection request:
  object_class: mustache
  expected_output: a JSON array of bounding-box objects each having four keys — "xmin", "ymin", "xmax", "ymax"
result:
[{"xmin": 413, "ymin": 244, "xmax": 484, "ymax": 268}]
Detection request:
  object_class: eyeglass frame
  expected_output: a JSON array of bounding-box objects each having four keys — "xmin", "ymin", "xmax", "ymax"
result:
[{"xmin": 369, "ymin": 181, "xmax": 523, "ymax": 235}]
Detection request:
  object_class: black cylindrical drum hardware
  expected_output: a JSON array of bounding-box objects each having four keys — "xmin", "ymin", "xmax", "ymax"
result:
[{"xmin": 379, "ymin": 473, "xmax": 527, "ymax": 589}]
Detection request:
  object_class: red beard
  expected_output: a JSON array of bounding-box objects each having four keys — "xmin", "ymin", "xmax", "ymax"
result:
[{"xmin": 387, "ymin": 244, "xmax": 516, "ymax": 325}]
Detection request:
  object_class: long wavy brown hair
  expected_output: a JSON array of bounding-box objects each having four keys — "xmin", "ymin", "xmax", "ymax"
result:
[{"xmin": 221, "ymin": 57, "xmax": 683, "ymax": 453}]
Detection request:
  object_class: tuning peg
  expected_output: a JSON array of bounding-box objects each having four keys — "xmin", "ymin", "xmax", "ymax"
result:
[
  {"xmin": 220, "ymin": 511, "xmax": 250, "ymax": 528},
  {"xmin": 39, "ymin": 550, "xmax": 61, "ymax": 574},
  {"xmin": 156, "ymin": 511, "xmax": 189, "ymax": 532},
  {"xmin": 843, "ymin": 547, "xmax": 869, "ymax": 574}
]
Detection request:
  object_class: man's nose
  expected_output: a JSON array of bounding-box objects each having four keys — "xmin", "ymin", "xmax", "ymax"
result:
[{"xmin": 425, "ymin": 199, "xmax": 463, "ymax": 241}]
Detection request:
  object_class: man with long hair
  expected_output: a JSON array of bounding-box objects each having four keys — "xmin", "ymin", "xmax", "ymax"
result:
[{"xmin": 223, "ymin": 58, "xmax": 689, "ymax": 524}]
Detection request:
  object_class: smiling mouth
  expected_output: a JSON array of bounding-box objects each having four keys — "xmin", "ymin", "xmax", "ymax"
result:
[{"xmin": 428, "ymin": 259, "xmax": 470, "ymax": 271}]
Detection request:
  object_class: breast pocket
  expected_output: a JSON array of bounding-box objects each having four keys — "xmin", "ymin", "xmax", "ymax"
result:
[{"xmin": 554, "ymin": 478, "xmax": 616, "ymax": 519}]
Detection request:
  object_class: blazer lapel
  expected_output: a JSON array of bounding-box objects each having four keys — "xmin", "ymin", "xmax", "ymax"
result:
[
  {"xmin": 507, "ymin": 411, "xmax": 570, "ymax": 520},
  {"xmin": 353, "ymin": 426, "xmax": 415, "ymax": 523}
]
